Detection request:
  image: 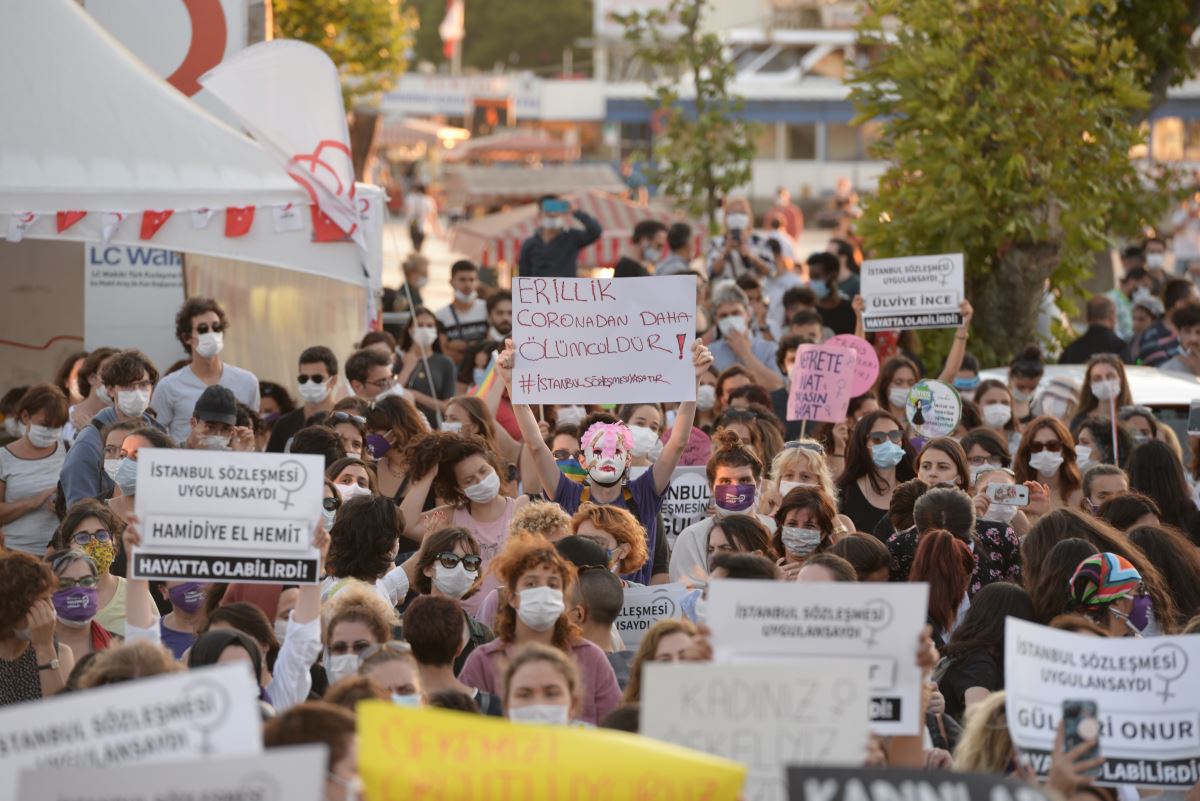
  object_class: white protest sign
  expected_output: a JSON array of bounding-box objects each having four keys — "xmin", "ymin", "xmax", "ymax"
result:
[
  {"xmin": 661, "ymin": 466, "xmax": 711, "ymax": 546},
  {"xmin": 706, "ymin": 579, "xmax": 928, "ymax": 735},
  {"xmin": 616, "ymin": 583, "xmax": 690, "ymax": 648},
  {"xmin": 132, "ymin": 449, "xmax": 324, "ymax": 584},
  {"xmin": 512, "ymin": 275, "xmax": 697, "ymax": 404},
  {"xmin": 1005, "ymin": 617, "xmax": 1200, "ymax": 789},
  {"xmin": 0, "ymin": 663, "xmax": 262, "ymax": 798},
  {"xmin": 861, "ymin": 253, "xmax": 964, "ymax": 332},
  {"xmin": 641, "ymin": 660, "xmax": 870, "ymax": 801},
  {"xmin": 17, "ymin": 745, "xmax": 325, "ymax": 801}
]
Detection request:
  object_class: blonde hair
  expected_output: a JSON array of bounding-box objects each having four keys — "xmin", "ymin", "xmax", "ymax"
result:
[
  {"xmin": 323, "ymin": 584, "xmax": 400, "ymax": 645},
  {"xmin": 770, "ymin": 443, "xmax": 839, "ymax": 502},
  {"xmin": 953, "ymin": 691, "xmax": 1013, "ymax": 774},
  {"xmin": 511, "ymin": 501, "xmax": 572, "ymax": 540}
]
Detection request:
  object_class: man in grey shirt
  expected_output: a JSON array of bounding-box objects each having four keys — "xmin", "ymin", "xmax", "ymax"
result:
[
  {"xmin": 150, "ymin": 297, "xmax": 259, "ymax": 442},
  {"xmin": 656, "ymin": 222, "xmax": 695, "ymax": 276}
]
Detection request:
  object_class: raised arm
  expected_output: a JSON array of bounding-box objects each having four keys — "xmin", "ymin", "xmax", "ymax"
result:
[
  {"xmin": 652, "ymin": 340, "xmax": 713, "ymax": 493},
  {"xmin": 723, "ymin": 329, "xmax": 784, "ymax": 391},
  {"xmin": 852, "ymin": 294, "xmax": 866, "ymax": 339},
  {"xmin": 936, "ymin": 300, "xmax": 974, "ymax": 383},
  {"xmin": 573, "ymin": 209, "xmax": 603, "ymax": 248},
  {"xmin": 496, "ymin": 339, "xmax": 561, "ymax": 494},
  {"xmin": 398, "ymin": 464, "xmax": 438, "ymax": 540}
]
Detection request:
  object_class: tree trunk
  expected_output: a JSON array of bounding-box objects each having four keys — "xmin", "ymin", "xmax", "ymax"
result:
[
  {"xmin": 968, "ymin": 241, "xmax": 1061, "ymax": 363},
  {"xmin": 349, "ymin": 108, "xmax": 380, "ymax": 181}
]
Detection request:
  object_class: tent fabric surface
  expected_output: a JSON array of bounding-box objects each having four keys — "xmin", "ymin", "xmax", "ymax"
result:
[{"xmin": 448, "ymin": 190, "xmax": 699, "ymax": 268}]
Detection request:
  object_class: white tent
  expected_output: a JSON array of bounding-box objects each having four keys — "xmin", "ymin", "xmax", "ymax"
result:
[{"xmin": 0, "ymin": 0, "xmax": 381, "ymax": 287}]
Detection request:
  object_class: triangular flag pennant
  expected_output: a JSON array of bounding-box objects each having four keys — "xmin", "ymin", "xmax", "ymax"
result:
[
  {"xmin": 310, "ymin": 206, "xmax": 350, "ymax": 243},
  {"xmin": 271, "ymin": 202, "xmax": 305, "ymax": 233},
  {"xmin": 56, "ymin": 211, "xmax": 86, "ymax": 233},
  {"xmin": 139, "ymin": 210, "xmax": 174, "ymax": 240},
  {"xmin": 191, "ymin": 208, "xmax": 215, "ymax": 229},
  {"xmin": 100, "ymin": 212, "xmax": 126, "ymax": 246},
  {"xmin": 225, "ymin": 206, "xmax": 255, "ymax": 238},
  {"xmin": 5, "ymin": 212, "xmax": 37, "ymax": 242}
]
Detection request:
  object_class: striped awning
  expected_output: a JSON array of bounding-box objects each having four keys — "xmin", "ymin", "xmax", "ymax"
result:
[{"xmin": 448, "ymin": 190, "xmax": 703, "ymax": 268}]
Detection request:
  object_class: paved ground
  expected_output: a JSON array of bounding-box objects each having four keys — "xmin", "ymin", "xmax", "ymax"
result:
[{"xmin": 380, "ymin": 218, "xmax": 463, "ymax": 311}]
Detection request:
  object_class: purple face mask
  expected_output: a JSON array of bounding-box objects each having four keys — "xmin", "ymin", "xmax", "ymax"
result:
[
  {"xmin": 1128, "ymin": 594, "xmax": 1152, "ymax": 631},
  {"xmin": 168, "ymin": 582, "xmax": 207, "ymax": 614},
  {"xmin": 366, "ymin": 433, "xmax": 391, "ymax": 460},
  {"xmin": 53, "ymin": 587, "xmax": 98, "ymax": 623},
  {"xmin": 713, "ymin": 483, "xmax": 756, "ymax": 513}
]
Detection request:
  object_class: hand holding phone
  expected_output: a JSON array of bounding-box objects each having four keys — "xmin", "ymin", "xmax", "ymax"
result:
[
  {"xmin": 1062, "ymin": 700, "xmax": 1101, "ymax": 777},
  {"xmin": 985, "ymin": 482, "xmax": 1029, "ymax": 507}
]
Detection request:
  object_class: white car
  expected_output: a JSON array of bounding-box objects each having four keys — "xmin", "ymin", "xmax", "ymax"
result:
[{"xmin": 977, "ymin": 364, "xmax": 1200, "ymax": 440}]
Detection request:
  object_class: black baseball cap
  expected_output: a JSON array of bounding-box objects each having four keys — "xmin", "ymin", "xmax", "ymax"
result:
[{"xmin": 193, "ymin": 385, "xmax": 237, "ymax": 425}]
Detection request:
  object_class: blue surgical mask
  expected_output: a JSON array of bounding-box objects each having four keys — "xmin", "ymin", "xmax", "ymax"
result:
[
  {"xmin": 953, "ymin": 376, "xmax": 980, "ymax": 392},
  {"xmin": 810, "ymin": 279, "xmax": 829, "ymax": 299},
  {"xmin": 473, "ymin": 367, "xmax": 488, "ymax": 386},
  {"xmin": 114, "ymin": 458, "xmax": 138, "ymax": 495},
  {"xmin": 871, "ymin": 440, "xmax": 905, "ymax": 470}
]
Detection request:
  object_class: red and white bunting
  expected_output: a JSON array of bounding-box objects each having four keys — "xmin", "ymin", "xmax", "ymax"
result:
[
  {"xmin": 5, "ymin": 212, "xmax": 37, "ymax": 242},
  {"xmin": 56, "ymin": 211, "xmax": 86, "ymax": 233},
  {"xmin": 139, "ymin": 210, "xmax": 174, "ymax": 241},
  {"xmin": 225, "ymin": 206, "xmax": 255, "ymax": 238},
  {"xmin": 191, "ymin": 208, "xmax": 215, "ymax": 230},
  {"xmin": 271, "ymin": 202, "xmax": 305, "ymax": 233},
  {"xmin": 100, "ymin": 212, "xmax": 126, "ymax": 246}
]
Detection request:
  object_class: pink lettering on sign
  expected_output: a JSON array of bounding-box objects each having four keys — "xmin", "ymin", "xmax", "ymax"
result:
[
  {"xmin": 826, "ymin": 334, "xmax": 880, "ymax": 397},
  {"xmin": 787, "ymin": 344, "xmax": 857, "ymax": 423}
]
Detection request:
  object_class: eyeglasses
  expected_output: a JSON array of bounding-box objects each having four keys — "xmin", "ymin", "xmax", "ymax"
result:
[
  {"xmin": 297, "ymin": 374, "xmax": 329, "ymax": 385},
  {"xmin": 1028, "ymin": 440, "xmax": 1063, "ymax": 453},
  {"xmin": 360, "ymin": 641, "xmax": 412, "ymax": 662},
  {"xmin": 435, "ymin": 552, "xmax": 482, "ymax": 572},
  {"xmin": 322, "ymin": 497, "xmax": 340, "ymax": 512},
  {"xmin": 365, "ymin": 376, "xmax": 396, "ymax": 391},
  {"xmin": 58, "ymin": 576, "xmax": 99, "ymax": 590},
  {"xmin": 195, "ymin": 322, "xmax": 225, "ymax": 335},
  {"xmin": 868, "ymin": 430, "xmax": 904, "ymax": 445},
  {"xmin": 783, "ymin": 440, "xmax": 825, "ymax": 455},
  {"xmin": 72, "ymin": 529, "xmax": 112, "ymax": 546},
  {"xmin": 329, "ymin": 411, "xmax": 367, "ymax": 427}
]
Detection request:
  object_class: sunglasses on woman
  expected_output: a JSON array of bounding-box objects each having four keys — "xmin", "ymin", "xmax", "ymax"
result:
[
  {"xmin": 72, "ymin": 529, "xmax": 112, "ymax": 545},
  {"xmin": 867, "ymin": 430, "xmax": 904, "ymax": 445},
  {"xmin": 783, "ymin": 440, "xmax": 825, "ymax": 455},
  {"xmin": 1027, "ymin": 440, "xmax": 1062, "ymax": 453},
  {"xmin": 329, "ymin": 411, "xmax": 366, "ymax": 427},
  {"xmin": 436, "ymin": 552, "xmax": 482, "ymax": 572}
]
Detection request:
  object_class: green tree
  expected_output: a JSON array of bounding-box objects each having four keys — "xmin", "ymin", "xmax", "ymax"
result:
[
  {"xmin": 619, "ymin": 0, "xmax": 756, "ymax": 228},
  {"xmin": 408, "ymin": 0, "xmax": 591, "ymax": 72},
  {"xmin": 1102, "ymin": 0, "xmax": 1200, "ymax": 117},
  {"xmin": 850, "ymin": 0, "xmax": 1166, "ymax": 364}
]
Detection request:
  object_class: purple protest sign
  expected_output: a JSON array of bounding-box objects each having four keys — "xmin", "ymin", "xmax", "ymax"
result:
[
  {"xmin": 787, "ymin": 344, "xmax": 857, "ymax": 422},
  {"xmin": 826, "ymin": 334, "xmax": 880, "ymax": 397}
]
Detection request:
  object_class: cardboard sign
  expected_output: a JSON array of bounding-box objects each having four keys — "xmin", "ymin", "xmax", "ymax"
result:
[
  {"xmin": 615, "ymin": 583, "xmax": 690, "ymax": 648},
  {"xmin": 787, "ymin": 767, "xmax": 1052, "ymax": 801},
  {"xmin": 512, "ymin": 276, "xmax": 697, "ymax": 404},
  {"xmin": 0, "ymin": 663, "xmax": 262, "ymax": 798},
  {"xmin": 1005, "ymin": 618, "xmax": 1200, "ymax": 789},
  {"xmin": 358, "ymin": 701, "xmax": 746, "ymax": 800},
  {"xmin": 825, "ymin": 335, "xmax": 879, "ymax": 397},
  {"xmin": 17, "ymin": 745, "xmax": 324, "ymax": 801},
  {"xmin": 661, "ymin": 465, "xmax": 711, "ymax": 546},
  {"xmin": 861, "ymin": 253, "xmax": 964, "ymax": 331},
  {"xmin": 642, "ymin": 661, "xmax": 870, "ymax": 801},
  {"xmin": 904, "ymin": 379, "xmax": 962, "ymax": 438},
  {"xmin": 132, "ymin": 449, "xmax": 324, "ymax": 584},
  {"xmin": 706, "ymin": 580, "xmax": 929, "ymax": 735},
  {"xmin": 787, "ymin": 344, "xmax": 857, "ymax": 422}
]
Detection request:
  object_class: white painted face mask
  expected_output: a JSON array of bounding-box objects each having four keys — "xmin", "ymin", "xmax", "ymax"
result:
[{"xmin": 509, "ymin": 704, "xmax": 570, "ymax": 725}]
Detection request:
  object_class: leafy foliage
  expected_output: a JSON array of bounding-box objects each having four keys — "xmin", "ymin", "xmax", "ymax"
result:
[
  {"xmin": 274, "ymin": 0, "xmax": 416, "ymax": 110},
  {"xmin": 1101, "ymin": 0, "xmax": 1200, "ymax": 116},
  {"xmin": 850, "ymin": 0, "xmax": 1168, "ymax": 364},
  {"xmin": 618, "ymin": 0, "xmax": 757, "ymax": 228},
  {"xmin": 407, "ymin": 0, "xmax": 591, "ymax": 72}
]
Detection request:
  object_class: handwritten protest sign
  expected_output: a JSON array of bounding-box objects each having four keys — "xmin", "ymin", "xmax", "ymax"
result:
[
  {"xmin": 132, "ymin": 449, "xmax": 324, "ymax": 584},
  {"xmin": 0, "ymin": 663, "xmax": 261, "ymax": 798},
  {"xmin": 661, "ymin": 466, "xmax": 711, "ymax": 546},
  {"xmin": 787, "ymin": 344, "xmax": 857, "ymax": 422},
  {"xmin": 825, "ymin": 335, "xmax": 879, "ymax": 397},
  {"xmin": 512, "ymin": 275, "xmax": 697, "ymax": 404},
  {"xmin": 706, "ymin": 579, "xmax": 929, "ymax": 735},
  {"xmin": 642, "ymin": 660, "xmax": 869, "ymax": 801},
  {"xmin": 787, "ymin": 767, "xmax": 1052, "ymax": 801},
  {"xmin": 17, "ymin": 746, "xmax": 323, "ymax": 801},
  {"xmin": 616, "ymin": 583, "xmax": 690, "ymax": 648},
  {"xmin": 358, "ymin": 701, "xmax": 746, "ymax": 800},
  {"xmin": 904, "ymin": 379, "xmax": 962, "ymax": 438},
  {"xmin": 861, "ymin": 253, "xmax": 964, "ymax": 332},
  {"xmin": 1005, "ymin": 618, "xmax": 1200, "ymax": 789}
]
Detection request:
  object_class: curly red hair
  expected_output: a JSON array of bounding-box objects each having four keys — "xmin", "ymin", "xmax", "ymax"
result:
[{"xmin": 491, "ymin": 535, "xmax": 579, "ymax": 648}]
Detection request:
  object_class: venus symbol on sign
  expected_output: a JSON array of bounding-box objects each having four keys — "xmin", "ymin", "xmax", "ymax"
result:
[{"xmin": 278, "ymin": 460, "xmax": 308, "ymax": 511}]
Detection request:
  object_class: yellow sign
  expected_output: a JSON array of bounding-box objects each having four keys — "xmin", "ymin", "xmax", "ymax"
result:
[{"xmin": 359, "ymin": 702, "xmax": 747, "ymax": 800}]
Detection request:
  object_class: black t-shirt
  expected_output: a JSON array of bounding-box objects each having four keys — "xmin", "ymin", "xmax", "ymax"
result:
[
  {"xmin": 817, "ymin": 296, "xmax": 857, "ymax": 336},
  {"xmin": 266, "ymin": 407, "xmax": 307, "ymax": 453},
  {"xmin": 938, "ymin": 649, "xmax": 1000, "ymax": 722}
]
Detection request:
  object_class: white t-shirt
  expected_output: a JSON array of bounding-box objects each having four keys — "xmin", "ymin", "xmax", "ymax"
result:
[
  {"xmin": 149, "ymin": 363, "xmax": 260, "ymax": 442},
  {"xmin": 405, "ymin": 192, "xmax": 437, "ymax": 232},
  {"xmin": 435, "ymin": 300, "xmax": 489, "ymax": 342}
]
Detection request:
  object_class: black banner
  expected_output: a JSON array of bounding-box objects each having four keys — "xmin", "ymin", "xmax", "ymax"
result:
[
  {"xmin": 788, "ymin": 767, "xmax": 1050, "ymax": 801},
  {"xmin": 864, "ymin": 312, "xmax": 963, "ymax": 331},
  {"xmin": 131, "ymin": 551, "xmax": 320, "ymax": 584}
]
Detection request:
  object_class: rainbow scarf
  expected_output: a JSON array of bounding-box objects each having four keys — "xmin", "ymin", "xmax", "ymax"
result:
[{"xmin": 470, "ymin": 352, "xmax": 498, "ymax": 398}]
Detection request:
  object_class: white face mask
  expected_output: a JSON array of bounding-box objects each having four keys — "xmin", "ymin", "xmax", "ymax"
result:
[
  {"xmin": 117, "ymin": 388, "xmax": 151, "ymax": 417},
  {"xmin": 440, "ymin": 421, "xmax": 463, "ymax": 433},
  {"xmin": 198, "ymin": 434, "xmax": 231, "ymax": 451},
  {"xmin": 888, "ymin": 385, "xmax": 910, "ymax": 409},
  {"xmin": 778, "ymin": 480, "xmax": 813, "ymax": 499},
  {"xmin": 541, "ymin": 216, "xmax": 566, "ymax": 231},
  {"xmin": 1028, "ymin": 450, "xmax": 1064, "ymax": 477},
  {"xmin": 195, "ymin": 331, "xmax": 224, "ymax": 359},
  {"xmin": 297, "ymin": 378, "xmax": 329, "ymax": 404},
  {"xmin": 27, "ymin": 424, "xmax": 62, "ymax": 448},
  {"xmin": 985, "ymin": 502, "xmax": 1019, "ymax": 524},
  {"xmin": 413, "ymin": 326, "xmax": 439, "ymax": 347},
  {"xmin": 463, "ymin": 469, "xmax": 501, "ymax": 503},
  {"xmin": 433, "ymin": 562, "xmax": 476, "ymax": 599},
  {"xmin": 628, "ymin": 425, "xmax": 660, "ymax": 458},
  {"xmin": 717, "ymin": 315, "xmax": 747, "ymax": 337},
  {"xmin": 696, "ymin": 385, "xmax": 717, "ymax": 411},
  {"xmin": 1041, "ymin": 396, "xmax": 1071, "ymax": 419},
  {"xmin": 556, "ymin": 405, "xmax": 586, "ymax": 426},
  {"xmin": 1075, "ymin": 445, "xmax": 1095, "ymax": 471},
  {"xmin": 453, "ymin": 289, "xmax": 478, "ymax": 304},
  {"xmin": 392, "ymin": 693, "xmax": 421, "ymax": 708},
  {"xmin": 1091, "ymin": 378, "xmax": 1121, "ymax": 401},
  {"xmin": 325, "ymin": 652, "xmax": 360, "ymax": 685},
  {"xmin": 335, "ymin": 482, "xmax": 371, "ymax": 501},
  {"xmin": 1146, "ymin": 253, "xmax": 1165, "ymax": 268},
  {"xmin": 274, "ymin": 619, "xmax": 290, "ymax": 642},
  {"xmin": 103, "ymin": 458, "xmax": 121, "ymax": 480},
  {"xmin": 726, "ymin": 213, "xmax": 750, "ymax": 231},
  {"xmin": 509, "ymin": 703, "xmax": 570, "ymax": 725},
  {"xmin": 781, "ymin": 527, "xmax": 822, "ymax": 556},
  {"xmin": 515, "ymin": 586, "xmax": 565, "ymax": 632},
  {"xmin": 982, "ymin": 404, "xmax": 1012, "ymax": 428}
]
